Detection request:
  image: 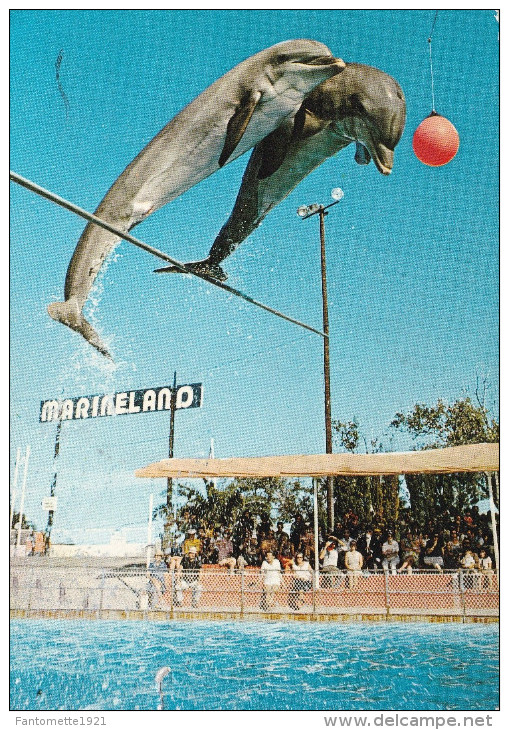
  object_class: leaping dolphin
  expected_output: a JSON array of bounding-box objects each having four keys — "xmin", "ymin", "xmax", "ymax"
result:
[
  {"xmin": 157, "ymin": 63, "xmax": 406, "ymax": 282},
  {"xmin": 48, "ymin": 40, "xmax": 345, "ymax": 358}
]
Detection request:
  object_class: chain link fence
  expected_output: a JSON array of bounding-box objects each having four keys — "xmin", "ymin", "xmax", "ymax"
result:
[{"xmin": 10, "ymin": 562, "xmax": 498, "ymax": 618}]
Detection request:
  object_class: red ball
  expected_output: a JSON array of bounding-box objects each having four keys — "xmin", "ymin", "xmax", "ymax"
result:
[{"xmin": 412, "ymin": 113, "xmax": 460, "ymax": 166}]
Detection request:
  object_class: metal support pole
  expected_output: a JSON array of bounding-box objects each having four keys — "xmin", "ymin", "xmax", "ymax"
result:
[
  {"xmin": 46, "ymin": 418, "xmax": 62, "ymax": 542},
  {"xmin": 99, "ymin": 569, "xmax": 105, "ymax": 618},
  {"xmin": 384, "ymin": 570, "xmax": 390, "ymax": 619},
  {"xmin": 485, "ymin": 472, "xmax": 499, "ymax": 574},
  {"xmin": 493, "ymin": 471, "xmax": 499, "ymax": 507},
  {"xmin": 147, "ymin": 493, "xmax": 154, "ymax": 569},
  {"xmin": 16, "ymin": 445, "xmax": 30, "ymax": 550},
  {"xmin": 10, "ymin": 447, "xmax": 21, "ymax": 531},
  {"xmin": 313, "ymin": 478, "xmax": 320, "ymax": 613},
  {"xmin": 240, "ymin": 569, "xmax": 245, "ymax": 615},
  {"xmin": 167, "ymin": 371, "xmax": 177, "ymax": 513},
  {"xmin": 459, "ymin": 571, "xmax": 466, "ymax": 622},
  {"xmin": 319, "ymin": 209, "xmax": 334, "ymax": 531}
]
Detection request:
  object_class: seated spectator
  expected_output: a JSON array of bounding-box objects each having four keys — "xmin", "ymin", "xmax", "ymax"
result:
[
  {"xmin": 470, "ymin": 505, "xmax": 481, "ymax": 529},
  {"xmin": 478, "ymin": 548, "xmax": 494, "ymax": 591},
  {"xmin": 146, "ymin": 551, "xmax": 169, "ymax": 608},
  {"xmin": 382, "ymin": 531, "xmax": 400, "ymax": 574},
  {"xmin": 175, "ymin": 546, "xmax": 202, "ymax": 607},
  {"xmin": 288, "ymin": 552, "xmax": 313, "ymax": 610},
  {"xmin": 460, "ymin": 548, "xmax": 478, "ymax": 572},
  {"xmin": 276, "ymin": 533, "xmax": 293, "ymax": 571},
  {"xmin": 344, "ymin": 511, "xmax": 361, "ymax": 538},
  {"xmin": 239, "ymin": 509, "xmax": 255, "ymax": 537},
  {"xmin": 232, "ymin": 510, "xmax": 253, "ymax": 549},
  {"xmin": 257, "ymin": 513, "xmax": 273, "ymax": 542},
  {"xmin": 370, "ymin": 528, "xmax": 384, "ymax": 571},
  {"xmin": 216, "ymin": 529, "xmax": 236, "ymax": 573},
  {"xmin": 423, "ymin": 532, "xmax": 444, "ymax": 571},
  {"xmin": 197, "ymin": 527, "xmax": 211, "ymax": 558},
  {"xmin": 464, "ymin": 528, "xmax": 482, "ymax": 553},
  {"xmin": 444, "ymin": 531, "xmax": 462, "ymax": 569},
  {"xmin": 183, "ymin": 528, "xmax": 202, "ymax": 556},
  {"xmin": 206, "ymin": 527, "xmax": 220, "ymax": 563},
  {"xmin": 319, "ymin": 537, "xmax": 340, "ymax": 588},
  {"xmin": 259, "ymin": 529, "xmax": 278, "ymax": 558},
  {"xmin": 300, "ymin": 528, "xmax": 316, "ymax": 566},
  {"xmin": 335, "ymin": 529, "xmax": 352, "ymax": 568},
  {"xmin": 290, "ymin": 514, "xmax": 307, "ymax": 554},
  {"xmin": 164, "ymin": 526, "xmax": 184, "ymax": 572},
  {"xmin": 274, "ymin": 522, "xmax": 289, "ymax": 551},
  {"xmin": 356, "ymin": 527, "xmax": 375, "ymax": 570},
  {"xmin": 344, "ymin": 540, "xmax": 363, "ymax": 588},
  {"xmin": 399, "ymin": 531, "xmax": 421, "ymax": 574},
  {"xmin": 260, "ymin": 551, "xmax": 282, "ymax": 610},
  {"xmin": 235, "ymin": 537, "xmax": 260, "ymax": 569},
  {"xmin": 460, "ymin": 547, "xmax": 479, "ymax": 590},
  {"xmin": 332, "ymin": 521, "xmax": 343, "ymax": 540}
]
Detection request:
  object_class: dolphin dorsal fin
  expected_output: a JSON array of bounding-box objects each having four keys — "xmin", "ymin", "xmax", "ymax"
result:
[
  {"xmin": 219, "ymin": 90, "xmax": 262, "ymax": 167},
  {"xmin": 293, "ymin": 106, "xmax": 325, "ymax": 141}
]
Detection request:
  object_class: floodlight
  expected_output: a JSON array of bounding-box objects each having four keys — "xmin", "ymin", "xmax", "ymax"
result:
[
  {"xmin": 297, "ymin": 205, "xmax": 309, "ymax": 218},
  {"xmin": 331, "ymin": 188, "xmax": 344, "ymax": 201}
]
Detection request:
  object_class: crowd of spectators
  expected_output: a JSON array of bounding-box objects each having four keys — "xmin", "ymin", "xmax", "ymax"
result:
[
  {"xmin": 160, "ymin": 504, "xmax": 497, "ymax": 575},
  {"xmin": 147, "ymin": 505, "xmax": 497, "ymax": 609}
]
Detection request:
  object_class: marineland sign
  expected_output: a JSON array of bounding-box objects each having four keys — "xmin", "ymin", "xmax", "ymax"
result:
[{"xmin": 40, "ymin": 383, "xmax": 203, "ymax": 423}]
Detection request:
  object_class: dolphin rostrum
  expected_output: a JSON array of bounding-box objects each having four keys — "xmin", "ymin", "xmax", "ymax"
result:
[
  {"xmin": 48, "ymin": 40, "xmax": 345, "ymax": 358},
  {"xmin": 157, "ymin": 63, "xmax": 406, "ymax": 282}
]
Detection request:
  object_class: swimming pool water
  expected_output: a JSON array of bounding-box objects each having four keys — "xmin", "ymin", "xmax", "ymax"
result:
[{"xmin": 10, "ymin": 620, "xmax": 499, "ymax": 711}]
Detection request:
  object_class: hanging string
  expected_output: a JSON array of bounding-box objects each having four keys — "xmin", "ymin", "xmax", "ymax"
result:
[{"xmin": 428, "ymin": 10, "xmax": 439, "ymax": 113}]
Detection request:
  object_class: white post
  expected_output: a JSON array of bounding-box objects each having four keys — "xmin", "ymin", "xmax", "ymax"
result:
[
  {"xmin": 485, "ymin": 472, "xmax": 499, "ymax": 574},
  {"xmin": 10, "ymin": 447, "xmax": 21, "ymax": 531},
  {"xmin": 16, "ymin": 445, "xmax": 30, "ymax": 550},
  {"xmin": 146, "ymin": 493, "xmax": 154, "ymax": 569},
  {"xmin": 313, "ymin": 478, "xmax": 320, "ymax": 589}
]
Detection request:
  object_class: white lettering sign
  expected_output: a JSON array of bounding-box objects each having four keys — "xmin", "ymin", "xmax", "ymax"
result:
[{"xmin": 40, "ymin": 383, "xmax": 203, "ymax": 422}]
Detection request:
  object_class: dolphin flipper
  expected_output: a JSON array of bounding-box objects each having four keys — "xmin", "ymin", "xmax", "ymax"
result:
[
  {"xmin": 47, "ymin": 299, "xmax": 113, "ymax": 360},
  {"xmin": 219, "ymin": 90, "xmax": 262, "ymax": 167},
  {"xmin": 293, "ymin": 106, "xmax": 326, "ymax": 141},
  {"xmin": 355, "ymin": 142, "xmax": 371, "ymax": 165},
  {"xmin": 256, "ymin": 123, "xmax": 295, "ymax": 180},
  {"xmin": 257, "ymin": 109, "xmax": 327, "ymax": 180}
]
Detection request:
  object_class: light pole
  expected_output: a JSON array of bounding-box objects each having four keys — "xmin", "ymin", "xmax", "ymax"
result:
[
  {"xmin": 167, "ymin": 371, "xmax": 177, "ymax": 513},
  {"xmin": 297, "ymin": 188, "xmax": 344, "ymax": 532}
]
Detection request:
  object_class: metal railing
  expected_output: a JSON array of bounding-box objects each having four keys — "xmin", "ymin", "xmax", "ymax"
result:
[{"xmin": 10, "ymin": 565, "xmax": 499, "ymax": 619}]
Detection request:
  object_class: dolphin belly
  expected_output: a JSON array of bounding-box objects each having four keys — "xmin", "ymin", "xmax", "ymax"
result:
[{"xmin": 49, "ymin": 40, "xmax": 346, "ymax": 358}]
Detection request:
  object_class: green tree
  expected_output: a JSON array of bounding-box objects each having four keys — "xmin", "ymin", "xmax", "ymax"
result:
[
  {"xmin": 154, "ymin": 476, "xmax": 314, "ymax": 529},
  {"xmin": 390, "ymin": 390, "xmax": 499, "ymax": 523},
  {"xmin": 332, "ymin": 419, "xmax": 399, "ymax": 526}
]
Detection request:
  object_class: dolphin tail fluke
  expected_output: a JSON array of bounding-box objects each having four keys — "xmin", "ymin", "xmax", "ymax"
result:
[
  {"xmin": 154, "ymin": 260, "xmax": 228, "ymax": 282},
  {"xmin": 47, "ymin": 299, "xmax": 113, "ymax": 360}
]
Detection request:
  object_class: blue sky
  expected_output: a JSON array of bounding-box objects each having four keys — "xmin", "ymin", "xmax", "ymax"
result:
[{"xmin": 10, "ymin": 9, "xmax": 499, "ymax": 543}]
